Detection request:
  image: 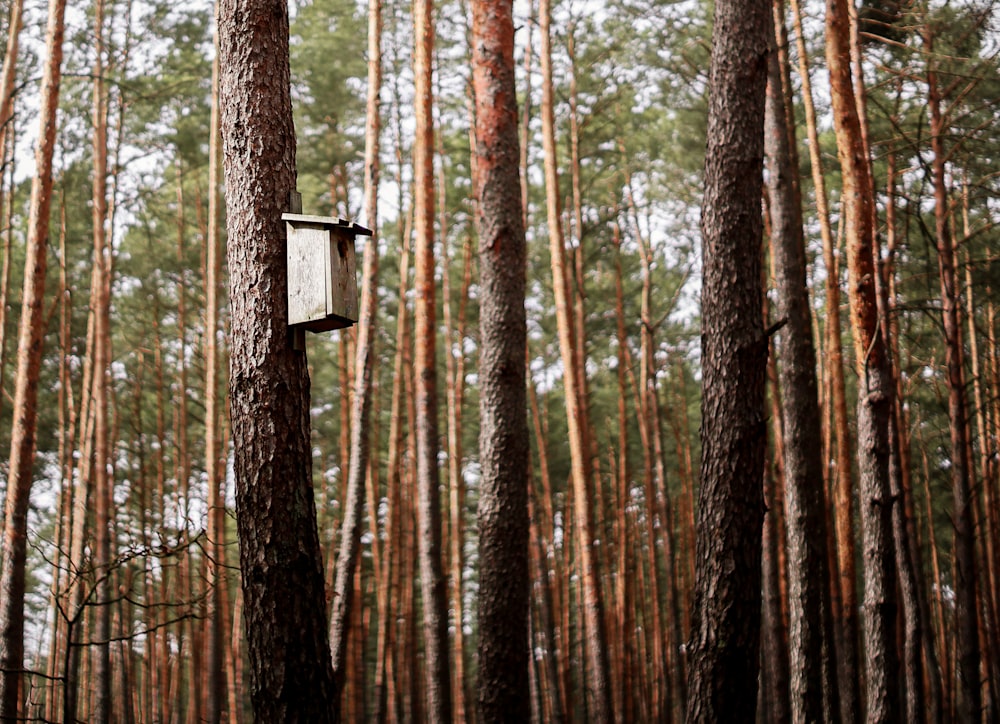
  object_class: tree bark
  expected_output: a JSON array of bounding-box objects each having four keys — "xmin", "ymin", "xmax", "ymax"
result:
[
  {"xmin": 0, "ymin": 0, "xmax": 23, "ymax": 170},
  {"xmin": 217, "ymin": 0, "xmax": 336, "ymax": 717},
  {"xmin": 826, "ymin": 0, "xmax": 900, "ymax": 718},
  {"xmin": 537, "ymin": 0, "xmax": 611, "ymax": 718},
  {"xmin": 762, "ymin": 450, "xmax": 791, "ymax": 724},
  {"xmin": 0, "ymin": 0, "xmax": 67, "ymax": 715},
  {"xmin": 884, "ymin": 145, "xmax": 933, "ymax": 724},
  {"xmin": 785, "ymin": 1, "xmax": 862, "ymax": 712},
  {"xmin": 684, "ymin": 0, "xmax": 769, "ymax": 716},
  {"xmin": 91, "ymin": 0, "xmax": 113, "ymax": 715},
  {"xmin": 924, "ymin": 33, "xmax": 980, "ymax": 720},
  {"xmin": 472, "ymin": 0, "xmax": 530, "ymax": 717},
  {"xmin": 620, "ymin": 152, "xmax": 676, "ymax": 721},
  {"xmin": 764, "ymin": 4, "xmax": 835, "ymax": 718},
  {"xmin": 204, "ymin": 35, "xmax": 227, "ymax": 723},
  {"xmin": 327, "ymin": 0, "xmax": 382, "ymax": 711},
  {"xmin": 411, "ymin": 0, "xmax": 452, "ymax": 715}
]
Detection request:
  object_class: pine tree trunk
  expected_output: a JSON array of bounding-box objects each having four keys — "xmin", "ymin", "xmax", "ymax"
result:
[
  {"xmin": 45, "ymin": 221, "xmax": 74, "ymax": 722},
  {"xmin": 537, "ymin": 0, "xmax": 611, "ymax": 717},
  {"xmin": 527, "ymin": 363, "xmax": 567, "ymax": 722},
  {"xmin": 619, "ymin": 156, "xmax": 676, "ymax": 721},
  {"xmin": 885, "ymin": 146, "xmax": 934, "ymax": 724},
  {"xmin": 217, "ymin": 0, "xmax": 336, "ymax": 717},
  {"xmin": 442, "ymin": 121, "xmax": 472, "ymax": 723},
  {"xmin": 327, "ymin": 0, "xmax": 382, "ymax": 703},
  {"xmin": 411, "ymin": 0, "xmax": 452, "ymax": 715},
  {"xmin": 786, "ymin": 0, "xmax": 862, "ymax": 712},
  {"xmin": 0, "ymin": 0, "xmax": 23, "ymax": 168},
  {"xmin": 204, "ymin": 38, "xmax": 227, "ymax": 723},
  {"xmin": 0, "ymin": 5, "xmax": 22, "ymax": 417},
  {"xmin": 373, "ymin": 208, "xmax": 411, "ymax": 724},
  {"xmin": 610, "ymin": 238, "xmax": 635, "ymax": 721},
  {"xmin": 925, "ymin": 40, "xmax": 980, "ymax": 719},
  {"xmin": 762, "ymin": 450, "xmax": 791, "ymax": 724},
  {"xmin": 684, "ymin": 0, "xmax": 769, "ymax": 715},
  {"xmin": 764, "ymin": 5, "xmax": 835, "ymax": 717},
  {"xmin": 0, "ymin": 130, "xmax": 15, "ymax": 428},
  {"xmin": 91, "ymin": 3, "xmax": 114, "ymax": 715},
  {"xmin": 826, "ymin": 0, "xmax": 900, "ymax": 717},
  {"xmin": 0, "ymin": 0, "xmax": 67, "ymax": 715},
  {"xmin": 443, "ymin": 224, "xmax": 474, "ymax": 721},
  {"xmin": 472, "ymin": 0, "xmax": 530, "ymax": 716}
]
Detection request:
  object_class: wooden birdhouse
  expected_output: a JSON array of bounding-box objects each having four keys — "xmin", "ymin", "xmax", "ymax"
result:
[{"xmin": 283, "ymin": 212, "xmax": 371, "ymax": 332}]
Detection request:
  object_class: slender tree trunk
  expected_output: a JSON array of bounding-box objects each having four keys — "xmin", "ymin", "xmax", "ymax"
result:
[
  {"xmin": 442, "ymin": 96, "xmax": 472, "ymax": 721},
  {"xmin": 0, "ymin": 0, "xmax": 24, "ymax": 169},
  {"xmin": 537, "ymin": 0, "xmax": 611, "ymax": 717},
  {"xmin": 619, "ymin": 151, "xmax": 675, "ymax": 721},
  {"xmin": 527, "ymin": 360, "xmax": 567, "ymax": 722},
  {"xmin": 204, "ymin": 35, "xmax": 228, "ymax": 722},
  {"xmin": 411, "ymin": 0, "xmax": 452, "ymax": 715},
  {"xmin": 611, "ymin": 227, "xmax": 635, "ymax": 722},
  {"xmin": 472, "ymin": 0, "xmax": 530, "ymax": 716},
  {"xmin": 91, "ymin": 2, "xmax": 114, "ymax": 716},
  {"xmin": 217, "ymin": 0, "xmax": 336, "ymax": 716},
  {"xmin": 924, "ymin": 31, "xmax": 980, "ymax": 721},
  {"xmin": 787, "ymin": 0, "xmax": 861, "ymax": 713},
  {"xmin": 45, "ymin": 209, "xmax": 73, "ymax": 723},
  {"xmin": 0, "ymin": 125, "xmax": 15, "ymax": 427},
  {"xmin": 0, "ymin": 0, "xmax": 67, "ymax": 715},
  {"xmin": 684, "ymin": 0, "xmax": 769, "ymax": 715},
  {"xmin": 328, "ymin": 0, "xmax": 382, "ymax": 705},
  {"xmin": 762, "ymin": 449, "xmax": 791, "ymax": 724},
  {"xmin": 764, "ymin": 4, "xmax": 835, "ymax": 717},
  {"xmin": 964, "ymin": 191, "xmax": 1000, "ymax": 717},
  {"xmin": 373, "ymin": 209, "xmax": 411, "ymax": 724},
  {"xmin": 169, "ymin": 160, "xmax": 196, "ymax": 724},
  {"xmin": 443, "ymin": 233, "xmax": 472, "ymax": 722},
  {"xmin": 765, "ymin": 249, "xmax": 794, "ymax": 724},
  {"xmin": 884, "ymin": 145, "xmax": 933, "ymax": 724},
  {"xmin": 826, "ymin": 0, "xmax": 900, "ymax": 717},
  {"xmin": 0, "ymin": 10, "xmax": 21, "ymax": 424}
]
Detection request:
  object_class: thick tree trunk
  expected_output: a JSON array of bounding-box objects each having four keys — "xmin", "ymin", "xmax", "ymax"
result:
[
  {"xmin": 826, "ymin": 0, "xmax": 900, "ymax": 718},
  {"xmin": 217, "ymin": 0, "xmax": 336, "ymax": 718},
  {"xmin": 0, "ymin": 0, "xmax": 67, "ymax": 716},
  {"xmin": 472, "ymin": 0, "xmax": 530, "ymax": 717},
  {"xmin": 684, "ymin": 0, "xmax": 769, "ymax": 716}
]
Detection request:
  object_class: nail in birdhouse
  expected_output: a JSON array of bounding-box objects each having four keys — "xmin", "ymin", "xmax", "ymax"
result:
[{"xmin": 283, "ymin": 213, "xmax": 371, "ymax": 332}]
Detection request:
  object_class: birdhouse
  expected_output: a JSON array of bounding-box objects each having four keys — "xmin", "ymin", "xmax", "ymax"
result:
[{"xmin": 283, "ymin": 213, "xmax": 371, "ymax": 332}]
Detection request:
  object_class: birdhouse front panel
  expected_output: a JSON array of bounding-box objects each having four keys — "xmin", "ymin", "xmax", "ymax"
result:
[
  {"xmin": 287, "ymin": 220, "xmax": 332, "ymax": 327},
  {"xmin": 283, "ymin": 213, "xmax": 366, "ymax": 333}
]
